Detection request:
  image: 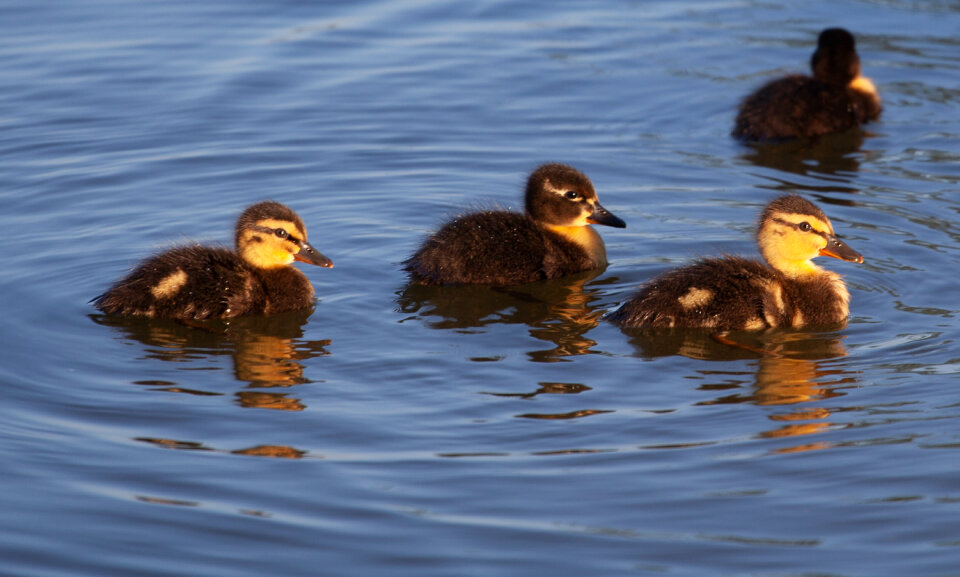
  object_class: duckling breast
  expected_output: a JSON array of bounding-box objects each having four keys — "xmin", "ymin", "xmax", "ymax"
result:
[
  {"xmin": 778, "ymin": 270, "xmax": 851, "ymax": 327},
  {"xmin": 544, "ymin": 224, "xmax": 607, "ymax": 268},
  {"xmin": 256, "ymin": 266, "xmax": 315, "ymax": 314}
]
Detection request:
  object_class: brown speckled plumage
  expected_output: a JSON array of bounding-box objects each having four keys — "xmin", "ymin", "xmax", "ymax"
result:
[
  {"xmin": 93, "ymin": 201, "xmax": 332, "ymax": 320},
  {"xmin": 733, "ymin": 28, "xmax": 881, "ymax": 142},
  {"xmin": 405, "ymin": 163, "xmax": 625, "ymax": 286},
  {"xmin": 609, "ymin": 195, "xmax": 863, "ymax": 330}
]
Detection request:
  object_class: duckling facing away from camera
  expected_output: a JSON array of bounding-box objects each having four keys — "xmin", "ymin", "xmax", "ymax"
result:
[
  {"xmin": 404, "ymin": 163, "xmax": 626, "ymax": 286},
  {"xmin": 93, "ymin": 201, "xmax": 333, "ymax": 320},
  {"xmin": 733, "ymin": 28, "xmax": 881, "ymax": 142},
  {"xmin": 608, "ymin": 195, "xmax": 863, "ymax": 330}
]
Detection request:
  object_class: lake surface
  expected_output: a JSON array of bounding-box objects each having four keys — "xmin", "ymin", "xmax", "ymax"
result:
[{"xmin": 1, "ymin": 1, "xmax": 958, "ymax": 575}]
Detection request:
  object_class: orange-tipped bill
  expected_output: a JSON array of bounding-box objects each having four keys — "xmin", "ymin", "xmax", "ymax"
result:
[
  {"xmin": 819, "ymin": 235, "xmax": 863, "ymax": 264},
  {"xmin": 294, "ymin": 241, "xmax": 334, "ymax": 268}
]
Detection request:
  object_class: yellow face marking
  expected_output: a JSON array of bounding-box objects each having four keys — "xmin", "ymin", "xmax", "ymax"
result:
[
  {"xmin": 677, "ymin": 287, "xmax": 713, "ymax": 310},
  {"xmin": 546, "ymin": 224, "xmax": 607, "ymax": 266},
  {"xmin": 256, "ymin": 219, "xmax": 307, "ymax": 243},
  {"xmin": 744, "ymin": 317, "xmax": 767, "ymax": 330},
  {"xmin": 542, "ymin": 178, "xmax": 596, "ymax": 227},
  {"xmin": 759, "ymin": 212, "xmax": 834, "ymax": 277},
  {"xmin": 239, "ymin": 218, "xmax": 305, "ymax": 269},
  {"xmin": 150, "ymin": 269, "xmax": 188, "ymax": 299},
  {"xmin": 544, "ymin": 178, "xmax": 596, "ymax": 202},
  {"xmin": 775, "ymin": 213, "xmax": 833, "ymax": 235}
]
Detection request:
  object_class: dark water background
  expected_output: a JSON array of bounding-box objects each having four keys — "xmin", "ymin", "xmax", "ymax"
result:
[{"xmin": 1, "ymin": 1, "xmax": 958, "ymax": 575}]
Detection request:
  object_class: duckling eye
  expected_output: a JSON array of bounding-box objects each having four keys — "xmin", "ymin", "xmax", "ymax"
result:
[
  {"xmin": 564, "ymin": 190, "xmax": 581, "ymax": 200},
  {"xmin": 798, "ymin": 222, "xmax": 812, "ymax": 232},
  {"xmin": 274, "ymin": 228, "xmax": 289, "ymax": 239}
]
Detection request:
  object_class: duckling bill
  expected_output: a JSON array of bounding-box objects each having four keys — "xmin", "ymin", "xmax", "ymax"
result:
[
  {"xmin": 404, "ymin": 163, "xmax": 626, "ymax": 286},
  {"xmin": 609, "ymin": 195, "xmax": 863, "ymax": 330},
  {"xmin": 733, "ymin": 28, "xmax": 882, "ymax": 142},
  {"xmin": 93, "ymin": 201, "xmax": 332, "ymax": 320}
]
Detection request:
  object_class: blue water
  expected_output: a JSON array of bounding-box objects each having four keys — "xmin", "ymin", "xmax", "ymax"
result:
[{"xmin": 1, "ymin": 1, "xmax": 959, "ymax": 575}]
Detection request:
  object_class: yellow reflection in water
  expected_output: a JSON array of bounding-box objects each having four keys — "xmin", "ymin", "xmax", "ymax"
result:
[
  {"xmin": 624, "ymin": 327, "xmax": 859, "ymax": 453},
  {"xmin": 92, "ymin": 308, "xmax": 330, "ymax": 412},
  {"xmin": 135, "ymin": 436, "xmax": 308, "ymax": 460},
  {"xmin": 397, "ymin": 269, "xmax": 608, "ymax": 362}
]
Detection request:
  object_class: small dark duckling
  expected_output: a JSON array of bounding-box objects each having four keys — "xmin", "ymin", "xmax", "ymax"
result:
[
  {"xmin": 93, "ymin": 201, "xmax": 333, "ymax": 320},
  {"xmin": 404, "ymin": 163, "xmax": 626, "ymax": 286},
  {"xmin": 733, "ymin": 28, "xmax": 882, "ymax": 142},
  {"xmin": 609, "ymin": 195, "xmax": 863, "ymax": 330}
]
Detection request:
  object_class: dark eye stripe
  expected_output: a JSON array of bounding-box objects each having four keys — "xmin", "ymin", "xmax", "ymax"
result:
[
  {"xmin": 772, "ymin": 217, "xmax": 828, "ymax": 239},
  {"xmin": 251, "ymin": 225, "xmax": 303, "ymax": 245}
]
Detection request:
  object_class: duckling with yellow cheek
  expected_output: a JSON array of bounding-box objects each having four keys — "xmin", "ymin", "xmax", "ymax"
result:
[
  {"xmin": 93, "ymin": 201, "xmax": 333, "ymax": 320},
  {"xmin": 404, "ymin": 163, "xmax": 626, "ymax": 286},
  {"xmin": 733, "ymin": 28, "xmax": 882, "ymax": 142},
  {"xmin": 609, "ymin": 195, "xmax": 863, "ymax": 330}
]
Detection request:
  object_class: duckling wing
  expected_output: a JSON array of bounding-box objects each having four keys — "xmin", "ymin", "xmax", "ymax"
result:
[
  {"xmin": 611, "ymin": 257, "xmax": 777, "ymax": 330},
  {"xmin": 405, "ymin": 212, "xmax": 562, "ymax": 285},
  {"xmin": 94, "ymin": 246, "xmax": 265, "ymax": 320}
]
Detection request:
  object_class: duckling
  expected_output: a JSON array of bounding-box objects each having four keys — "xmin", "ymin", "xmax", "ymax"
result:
[
  {"xmin": 733, "ymin": 28, "xmax": 882, "ymax": 142},
  {"xmin": 93, "ymin": 201, "xmax": 333, "ymax": 320},
  {"xmin": 404, "ymin": 163, "xmax": 626, "ymax": 286},
  {"xmin": 609, "ymin": 195, "xmax": 863, "ymax": 330}
]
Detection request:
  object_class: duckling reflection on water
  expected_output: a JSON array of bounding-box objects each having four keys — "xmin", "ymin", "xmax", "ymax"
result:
[
  {"xmin": 404, "ymin": 163, "xmax": 625, "ymax": 286},
  {"xmin": 609, "ymin": 195, "xmax": 863, "ymax": 330},
  {"xmin": 91, "ymin": 308, "xmax": 330, "ymax": 393},
  {"xmin": 93, "ymin": 201, "xmax": 332, "ymax": 320},
  {"xmin": 733, "ymin": 28, "xmax": 881, "ymax": 142},
  {"xmin": 398, "ymin": 270, "xmax": 607, "ymax": 361}
]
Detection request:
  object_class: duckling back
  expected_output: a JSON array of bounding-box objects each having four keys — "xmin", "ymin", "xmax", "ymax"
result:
[
  {"xmin": 608, "ymin": 256, "xmax": 850, "ymax": 330},
  {"xmin": 93, "ymin": 245, "xmax": 315, "ymax": 319},
  {"xmin": 733, "ymin": 74, "xmax": 879, "ymax": 141},
  {"xmin": 405, "ymin": 210, "xmax": 596, "ymax": 286}
]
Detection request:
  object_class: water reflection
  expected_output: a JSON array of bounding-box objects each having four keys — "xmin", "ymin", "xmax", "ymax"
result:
[
  {"xmin": 623, "ymin": 327, "xmax": 859, "ymax": 453},
  {"xmin": 738, "ymin": 130, "xmax": 871, "ymax": 196},
  {"xmin": 136, "ymin": 436, "xmax": 309, "ymax": 459},
  {"xmin": 91, "ymin": 308, "xmax": 330, "ymax": 411},
  {"xmin": 397, "ymin": 270, "xmax": 609, "ymax": 362}
]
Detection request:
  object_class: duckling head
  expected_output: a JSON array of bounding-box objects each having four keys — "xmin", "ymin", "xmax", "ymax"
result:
[
  {"xmin": 757, "ymin": 195, "xmax": 862, "ymax": 278},
  {"xmin": 235, "ymin": 201, "xmax": 333, "ymax": 270},
  {"xmin": 811, "ymin": 28, "xmax": 860, "ymax": 86},
  {"xmin": 524, "ymin": 163, "xmax": 626, "ymax": 229}
]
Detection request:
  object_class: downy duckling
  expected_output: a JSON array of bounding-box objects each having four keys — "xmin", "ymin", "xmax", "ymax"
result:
[
  {"xmin": 404, "ymin": 163, "xmax": 626, "ymax": 285},
  {"xmin": 93, "ymin": 201, "xmax": 333, "ymax": 320},
  {"xmin": 733, "ymin": 28, "xmax": 881, "ymax": 142},
  {"xmin": 609, "ymin": 195, "xmax": 863, "ymax": 330}
]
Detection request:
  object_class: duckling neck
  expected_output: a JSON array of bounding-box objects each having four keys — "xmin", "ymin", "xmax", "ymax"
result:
[
  {"xmin": 849, "ymin": 75, "xmax": 878, "ymax": 99},
  {"xmin": 545, "ymin": 224, "xmax": 607, "ymax": 266},
  {"xmin": 765, "ymin": 253, "xmax": 823, "ymax": 279}
]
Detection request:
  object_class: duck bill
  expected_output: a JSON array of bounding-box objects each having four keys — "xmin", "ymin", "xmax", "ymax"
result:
[
  {"xmin": 819, "ymin": 235, "xmax": 863, "ymax": 264},
  {"xmin": 586, "ymin": 203, "xmax": 626, "ymax": 229},
  {"xmin": 294, "ymin": 241, "xmax": 334, "ymax": 268}
]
